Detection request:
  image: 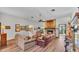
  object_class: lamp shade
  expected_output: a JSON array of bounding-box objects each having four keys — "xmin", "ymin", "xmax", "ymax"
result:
[
  {"xmin": 29, "ymin": 25, "xmax": 33, "ymax": 28},
  {"xmin": 1, "ymin": 25, "xmax": 5, "ymax": 29}
]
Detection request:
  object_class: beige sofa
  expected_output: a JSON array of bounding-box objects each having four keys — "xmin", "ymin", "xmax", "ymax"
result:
[{"xmin": 15, "ymin": 34, "xmax": 36, "ymax": 51}]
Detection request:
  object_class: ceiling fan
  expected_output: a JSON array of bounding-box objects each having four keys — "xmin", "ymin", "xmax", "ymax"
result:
[
  {"xmin": 38, "ymin": 13, "xmax": 46, "ymax": 22},
  {"xmin": 38, "ymin": 9, "xmax": 55, "ymax": 22},
  {"xmin": 39, "ymin": 19, "xmax": 46, "ymax": 22}
]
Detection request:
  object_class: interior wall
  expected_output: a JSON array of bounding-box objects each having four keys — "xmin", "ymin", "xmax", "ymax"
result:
[
  {"xmin": 0, "ymin": 13, "xmax": 37, "ymax": 40},
  {"xmin": 56, "ymin": 14, "xmax": 73, "ymax": 28},
  {"xmin": 0, "ymin": 9, "xmax": 75, "ymax": 40}
]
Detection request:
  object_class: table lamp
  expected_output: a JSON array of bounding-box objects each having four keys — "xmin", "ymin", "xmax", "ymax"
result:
[{"xmin": 1, "ymin": 25, "xmax": 5, "ymax": 33}]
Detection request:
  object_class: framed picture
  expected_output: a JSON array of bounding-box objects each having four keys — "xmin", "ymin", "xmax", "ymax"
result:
[
  {"xmin": 25, "ymin": 25, "xmax": 29, "ymax": 31},
  {"xmin": 21, "ymin": 26, "xmax": 26, "ymax": 30},
  {"xmin": 15, "ymin": 24, "xmax": 21, "ymax": 32},
  {"xmin": 59, "ymin": 24, "xmax": 66, "ymax": 34},
  {"xmin": 5, "ymin": 26, "xmax": 11, "ymax": 29}
]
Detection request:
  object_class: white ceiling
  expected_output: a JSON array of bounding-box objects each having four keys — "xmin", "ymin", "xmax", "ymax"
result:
[{"xmin": 0, "ymin": 7, "xmax": 77, "ymax": 21}]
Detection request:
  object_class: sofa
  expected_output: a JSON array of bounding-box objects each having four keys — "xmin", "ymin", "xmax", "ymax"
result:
[
  {"xmin": 15, "ymin": 34, "xmax": 36, "ymax": 51},
  {"xmin": 35, "ymin": 31, "xmax": 54, "ymax": 47},
  {"xmin": 36, "ymin": 36, "xmax": 53, "ymax": 47}
]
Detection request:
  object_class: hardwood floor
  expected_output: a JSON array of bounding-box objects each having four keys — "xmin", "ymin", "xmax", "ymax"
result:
[{"xmin": 0, "ymin": 38, "xmax": 65, "ymax": 52}]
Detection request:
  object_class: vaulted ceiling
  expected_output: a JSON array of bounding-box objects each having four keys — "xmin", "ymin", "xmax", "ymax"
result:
[{"xmin": 0, "ymin": 7, "xmax": 77, "ymax": 21}]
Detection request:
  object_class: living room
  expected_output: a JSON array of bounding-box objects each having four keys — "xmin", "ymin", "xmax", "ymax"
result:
[{"xmin": 0, "ymin": 7, "xmax": 79, "ymax": 52}]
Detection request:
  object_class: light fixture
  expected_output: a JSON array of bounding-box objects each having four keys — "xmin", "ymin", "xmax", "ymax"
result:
[
  {"xmin": 1, "ymin": 25, "xmax": 5, "ymax": 29},
  {"xmin": 31, "ymin": 16, "xmax": 34, "ymax": 18},
  {"xmin": 1, "ymin": 25, "xmax": 5, "ymax": 33},
  {"xmin": 39, "ymin": 19, "xmax": 46, "ymax": 22},
  {"xmin": 51, "ymin": 9, "xmax": 55, "ymax": 12},
  {"xmin": 39, "ymin": 19, "xmax": 43, "ymax": 22},
  {"xmin": 29, "ymin": 25, "xmax": 33, "ymax": 28}
]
